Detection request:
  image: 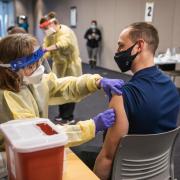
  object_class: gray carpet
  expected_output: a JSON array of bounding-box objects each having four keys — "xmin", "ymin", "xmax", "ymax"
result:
[{"xmin": 48, "ymin": 63, "xmax": 180, "ymax": 179}]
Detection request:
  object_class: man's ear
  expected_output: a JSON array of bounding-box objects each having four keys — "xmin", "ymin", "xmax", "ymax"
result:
[{"xmin": 137, "ymin": 39, "xmax": 145, "ymax": 52}]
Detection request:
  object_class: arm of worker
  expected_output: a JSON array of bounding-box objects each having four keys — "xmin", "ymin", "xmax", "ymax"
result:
[
  {"xmin": 42, "ymin": 33, "xmax": 76, "ymax": 62},
  {"xmin": 100, "ymin": 78, "xmax": 124, "ymax": 100},
  {"xmin": 47, "ymin": 73, "xmax": 102, "ymax": 105},
  {"xmin": 56, "ymin": 108, "xmax": 115, "ymax": 147},
  {"xmin": 63, "ymin": 120, "xmax": 95, "ymax": 147},
  {"xmin": 55, "ymin": 33, "xmax": 72, "ymax": 50},
  {"xmin": 93, "ymin": 95, "xmax": 129, "ymax": 180},
  {"xmin": 42, "ymin": 38, "xmax": 51, "ymax": 61},
  {"xmin": 46, "ymin": 73, "xmax": 125, "ymax": 106},
  {"xmin": 42, "ymin": 30, "xmax": 71, "ymax": 52},
  {"xmin": 42, "ymin": 51, "xmax": 51, "ymax": 61}
]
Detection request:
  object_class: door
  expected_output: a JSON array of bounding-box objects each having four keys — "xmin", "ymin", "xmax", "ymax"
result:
[{"xmin": 0, "ymin": 0, "xmax": 15, "ymax": 37}]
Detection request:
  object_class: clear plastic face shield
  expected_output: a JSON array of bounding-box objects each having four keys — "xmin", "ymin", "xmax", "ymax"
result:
[
  {"xmin": 0, "ymin": 47, "xmax": 46, "ymax": 84},
  {"xmin": 23, "ymin": 65, "xmax": 45, "ymax": 84},
  {"xmin": 44, "ymin": 28, "xmax": 56, "ymax": 36},
  {"xmin": 39, "ymin": 18, "xmax": 57, "ymax": 36}
]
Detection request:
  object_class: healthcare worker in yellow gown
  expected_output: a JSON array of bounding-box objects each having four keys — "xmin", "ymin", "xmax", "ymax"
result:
[
  {"xmin": 0, "ymin": 33, "xmax": 124, "ymax": 178},
  {"xmin": 39, "ymin": 11, "xmax": 82, "ymax": 123}
]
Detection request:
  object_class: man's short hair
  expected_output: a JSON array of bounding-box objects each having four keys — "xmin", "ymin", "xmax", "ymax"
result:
[{"xmin": 128, "ymin": 22, "xmax": 159, "ymax": 55}]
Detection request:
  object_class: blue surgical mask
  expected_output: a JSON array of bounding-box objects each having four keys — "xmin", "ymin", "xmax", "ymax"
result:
[{"xmin": 114, "ymin": 43, "xmax": 138, "ymax": 72}]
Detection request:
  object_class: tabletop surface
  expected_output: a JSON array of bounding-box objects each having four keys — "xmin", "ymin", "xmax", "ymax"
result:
[{"xmin": 63, "ymin": 148, "xmax": 99, "ymax": 180}]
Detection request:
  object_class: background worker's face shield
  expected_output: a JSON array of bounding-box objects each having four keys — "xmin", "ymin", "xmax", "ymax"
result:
[
  {"xmin": 39, "ymin": 18, "xmax": 56, "ymax": 29},
  {"xmin": 39, "ymin": 18, "xmax": 57, "ymax": 36},
  {"xmin": 44, "ymin": 27, "xmax": 56, "ymax": 36}
]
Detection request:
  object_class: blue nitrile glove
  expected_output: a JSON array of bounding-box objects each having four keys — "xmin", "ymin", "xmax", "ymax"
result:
[
  {"xmin": 100, "ymin": 78, "xmax": 125, "ymax": 100},
  {"xmin": 93, "ymin": 108, "xmax": 115, "ymax": 133},
  {"xmin": 42, "ymin": 47, "xmax": 48, "ymax": 53}
]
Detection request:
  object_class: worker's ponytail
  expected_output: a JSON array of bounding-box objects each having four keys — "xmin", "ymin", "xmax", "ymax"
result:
[
  {"xmin": 0, "ymin": 33, "xmax": 38, "ymax": 92},
  {"xmin": 0, "ymin": 67, "xmax": 21, "ymax": 92},
  {"xmin": 47, "ymin": 11, "xmax": 59, "ymax": 25}
]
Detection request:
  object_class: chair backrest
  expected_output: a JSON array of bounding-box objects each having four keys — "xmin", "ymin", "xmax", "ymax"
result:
[{"xmin": 111, "ymin": 127, "xmax": 180, "ymax": 180}]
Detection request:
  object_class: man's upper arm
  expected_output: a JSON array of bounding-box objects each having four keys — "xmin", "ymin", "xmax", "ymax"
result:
[{"xmin": 101, "ymin": 95, "xmax": 129, "ymax": 159}]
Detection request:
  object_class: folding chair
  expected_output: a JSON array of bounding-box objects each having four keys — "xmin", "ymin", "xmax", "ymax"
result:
[{"xmin": 112, "ymin": 127, "xmax": 180, "ymax": 180}]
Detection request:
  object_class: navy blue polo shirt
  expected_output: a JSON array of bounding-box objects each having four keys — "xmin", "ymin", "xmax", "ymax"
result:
[{"xmin": 121, "ymin": 66, "xmax": 180, "ymax": 134}]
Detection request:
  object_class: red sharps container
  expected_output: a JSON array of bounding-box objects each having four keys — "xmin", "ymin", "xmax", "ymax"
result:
[{"xmin": 0, "ymin": 118, "xmax": 68, "ymax": 180}]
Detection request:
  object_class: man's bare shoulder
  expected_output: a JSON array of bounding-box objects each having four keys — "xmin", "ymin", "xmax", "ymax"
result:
[
  {"xmin": 109, "ymin": 95, "xmax": 124, "ymax": 109},
  {"xmin": 108, "ymin": 95, "xmax": 129, "ymax": 139}
]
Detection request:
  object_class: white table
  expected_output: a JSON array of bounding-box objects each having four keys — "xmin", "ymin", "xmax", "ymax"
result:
[
  {"xmin": 154, "ymin": 55, "xmax": 180, "ymax": 82},
  {"xmin": 154, "ymin": 55, "xmax": 180, "ymax": 65}
]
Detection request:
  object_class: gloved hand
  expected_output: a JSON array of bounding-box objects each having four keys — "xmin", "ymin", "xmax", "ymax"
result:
[
  {"xmin": 43, "ymin": 44, "xmax": 57, "ymax": 52},
  {"xmin": 43, "ymin": 48, "xmax": 47, "ymax": 53},
  {"xmin": 100, "ymin": 78, "xmax": 125, "ymax": 100},
  {"xmin": 93, "ymin": 108, "xmax": 115, "ymax": 133}
]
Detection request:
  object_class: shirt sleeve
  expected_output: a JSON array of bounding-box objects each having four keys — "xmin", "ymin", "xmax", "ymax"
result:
[
  {"xmin": 45, "ymin": 73, "xmax": 102, "ymax": 105},
  {"xmin": 55, "ymin": 30, "xmax": 72, "ymax": 50},
  {"xmin": 42, "ymin": 51, "xmax": 51, "ymax": 61},
  {"xmin": 57, "ymin": 119, "xmax": 95, "ymax": 147},
  {"xmin": 42, "ymin": 38, "xmax": 51, "ymax": 60},
  {"xmin": 84, "ymin": 29, "xmax": 90, "ymax": 39},
  {"xmin": 120, "ymin": 84, "xmax": 132, "ymax": 120},
  {"xmin": 120, "ymin": 82, "xmax": 141, "ymax": 127}
]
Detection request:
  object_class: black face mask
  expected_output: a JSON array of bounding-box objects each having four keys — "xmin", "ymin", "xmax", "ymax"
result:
[{"xmin": 114, "ymin": 43, "xmax": 138, "ymax": 72}]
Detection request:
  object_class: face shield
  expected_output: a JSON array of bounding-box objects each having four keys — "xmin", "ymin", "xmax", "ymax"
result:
[
  {"xmin": 0, "ymin": 47, "xmax": 45, "ymax": 71},
  {"xmin": 39, "ymin": 18, "xmax": 57, "ymax": 36},
  {"xmin": 44, "ymin": 28, "xmax": 56, "ymax": 36},
  {"xmin": 23, "ymin": 65, "xmax": 45, "ymax": 84},
  {"xmin": 39, "ymin": 20, "xmax": 51, "ymax": 29},
  {"xmin": 0, "ymin": 47, "xmax": 46, "ymax": 85}
]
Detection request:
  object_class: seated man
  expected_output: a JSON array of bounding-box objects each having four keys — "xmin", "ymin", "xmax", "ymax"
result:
[{"xmin": 93, "ymin": 22, "xmax": 180, "ymax": 180}]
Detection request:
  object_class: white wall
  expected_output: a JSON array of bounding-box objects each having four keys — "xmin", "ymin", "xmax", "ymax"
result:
[
  {"xmin": 14, "ymin": 0, "xmax": 180, "ymax": 85},
  {"xmin": 14, "ymin": 0, "xmax": 34, "ymax": 33},
  {"xmin": 32, "ymin": 0, "xmax": 180, "ymax": 68}
]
